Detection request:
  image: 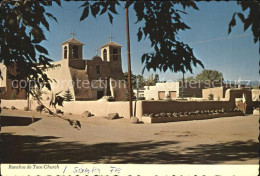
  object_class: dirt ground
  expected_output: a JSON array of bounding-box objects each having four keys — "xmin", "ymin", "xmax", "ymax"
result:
[{"xmin": 1, "ymin": 109, "xmax": 259, "ymax": 164}]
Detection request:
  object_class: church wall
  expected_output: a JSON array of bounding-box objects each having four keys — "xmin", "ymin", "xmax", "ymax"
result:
[
  {"xmin": 69, "ymin": 67, "xmax": 93, "ymax": 100},
  {"xmin": 0, "ymin": 63, "xmax": 27, "ymax": 100},
  {"xmin": 110, "ymin": 78, "xmax": 127, "ymax": 101},
  {"xmin": 0, "ymin": 79, "xmax": 27, "ymax": 100},
  {"xmin": 86, "ymin": 58, "xmax": 111, "ymax": 80},
  {"xmin": 109, "ymin": 47, "xmax": 123, "ymax": 79},
  {"xmin": 69, "ymin": 59, "xmax": 86, "ymax": 70},
  {"xmin": 101, "ymin": 47, "xmax": 110, "ymax": 62},
  {"xmin": 78, "ymin": 46, "xmax": 83, "ymax": 59},
  {"xmin": 62, "ymin": 43, "xmax": 69, "ymax": 60},
  {"xmin": 42, "ymin": 60, "xmax": 75, "ymax": 101}
]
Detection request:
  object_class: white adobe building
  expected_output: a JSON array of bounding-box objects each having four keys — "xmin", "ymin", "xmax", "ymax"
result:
[{"xmin": 134, "ymin": 82, "xmax": 180, "ymax": 100}]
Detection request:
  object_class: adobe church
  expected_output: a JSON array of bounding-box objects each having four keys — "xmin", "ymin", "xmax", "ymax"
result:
[{"xmin": 42, "ymin": 35, "xmax": 127, "ymax": 101}]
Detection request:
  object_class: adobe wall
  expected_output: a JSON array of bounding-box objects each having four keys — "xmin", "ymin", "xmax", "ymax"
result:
[
  {"xmin": 86, "ymin": 57, "xmax": 111, "ymax": 80},
  {"xmin": 185, "ymin": 87, "xmax": 203, "ymax": 97},
  {"xmin": 42, "ymin": 60, "xmax": 75, "ymax": 101},
  {"xmin": 110, "ymin": 79, "xmax": 127, "ymax": 101},
  {"xmin": 109, "ymin": 47, "xmax": 123, "ymax": 80},
  {"xmin": 141, "ymin": 100, "xmax": 235, "ymax": 114},
  {"xmin": 0, "ymin": 63, "xmax": 27, "ymax": 100},
  {"xmin": 1, "ymin": 99, "xmax": 142, "ymax": 119},
  {"xmin": 0, "ymin": 79, "xmax": 27, "ymax": 100},
  {"xmin": 142, "ymin": 88, "xmax": 254, "ymax": 115},
  {"xmin": 202, "ymin": 87, "xmax": 226, "ymax": 99},
  {"xmin": 1, "ymin": 89, "xmax": 255, "ymax": 119},
  {"xmin": 225, "ymin": 88, "xmax": 254, "ymax": 113},
  {"xmin": 69, "ymin": 59, "xmax": 86, "ymax": 70},
  {"xmin": 69, "ymin": 67, "xmax": 93, "ymax": 100},
  {"xmin": 251, "ymin": 89, "xmax": 260, "ymax": 101}
]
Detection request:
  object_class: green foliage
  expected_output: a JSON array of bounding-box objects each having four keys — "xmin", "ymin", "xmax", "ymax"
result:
[
  {"xmin": 185, "ymin": 76, "xmax": 195, "ymax": 82},
  {"xmin": 154, "ymin": 74, "xmax": 159, "ymax": 84},
  {"xmin": 179, "ymin": 86, "xmax": 186, "ymax": 99},
  {"xmin": 178, "ymin": 76, "xmax": 195, "ymax": 82},
  {"xmin": 146, "ymin": 73, "xmax": 159, "ymax": 86},
  {"xmin": 63, "ymin": 89, "xmax": 74, "ymax": 101},
  {"xmin": 208, "ymin": 93, "xmax": 214, "ymax": 100},
  {"xmin": 195, "ymin": 70, "xmax": 224, "ymax": 84},
  {"xmin": 125, "ymin": 89, "xmax": 134, "ymax": 101},
  {"xmin": 123, "ymin": 72, "xmax": 143, "ymax": 101},
  {"xmin": 228, "ymin": 1, "xmax": 259, "ymax": 43},
  {"xmin": 0, "ymin": 0, "xmax": 61, "ymax": 93},
  {"xmin": 123, "ymin": 72, "xmax": 146, "ymax": 89},
  {"xmin": 79, "ymin": 1, "xmax": 204, "ymax": 74},
  {"xmin": 11, "ymin": 89, "xmax": 17, "ymax": 100}
]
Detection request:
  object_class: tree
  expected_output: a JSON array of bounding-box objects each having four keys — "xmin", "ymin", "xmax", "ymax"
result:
[
  {"xmin": 123, "ymin": 72, "xmax": 146, "ymax": 89},
  {"xmin": 0, "ymin": 1, "xmax": 61, "ymax": 92},
  {"xmin": 63, "ymin": 89, "xmax": 74, "ymax": 102},
  {"xmin": 78, "ymin": 1, "xmax": 204, "ymax": 75},
  {"xmin": 123, "ymin": 72, "xmax": 146, "ymax": 100},
  {"xmin": 195, "ymin": 70, "xmax": 224, "ymax": 84},
  {"xmin": 0, "ymin": 1, "xmax": 81, "ymax": 129},
  {"xmin": 228, "ymin": 1, "xmax": 259, "ymax": 43},
  {"xmin": 178, "ymin": 76, "xmax": 195, "ymax": 82},
  {"xmin": 154, "ymin": 74, "xmax": 159, "ymax": 84}
]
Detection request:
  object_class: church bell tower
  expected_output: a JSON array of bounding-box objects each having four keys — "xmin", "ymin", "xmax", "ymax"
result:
[
  {"xmin": 62, "ymin": 31, "xmax": 84, "ymax": 63},
  {"xmin": 100, "ymin": 34, "xmax": 123, "ymax": 77}
]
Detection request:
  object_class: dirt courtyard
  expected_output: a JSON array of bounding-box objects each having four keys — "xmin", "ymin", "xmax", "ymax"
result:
[{"xmin": 1, "ymin": 109, "xmax": 259, "ymax": 164}]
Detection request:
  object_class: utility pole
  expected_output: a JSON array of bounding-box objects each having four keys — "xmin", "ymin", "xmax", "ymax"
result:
[{"xmin": 125, "ymin": 4, "xmax": 133, "ymax": 118}]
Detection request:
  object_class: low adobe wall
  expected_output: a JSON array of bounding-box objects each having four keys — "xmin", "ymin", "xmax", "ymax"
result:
[
  {"xmin": 141, "ymin": 88, "xmax": 255, "ymax": 115},
  {"xmin": 142, "ymin": 112, "xmax": 244, "ymax": 123},
  {"xmin": 1, "ymin": 89, "xmax": 256, "ymax": 119},
  {"xmin": 251, "ymin": 89, "xmax": 260, "ymax": 101},
  {"xmin": 1, "ymin": 99, "xmax": 142, "ymax": 119},
  {"xmin": 141, "ymin": 100, "xmax": 235, "ymax": 114}
]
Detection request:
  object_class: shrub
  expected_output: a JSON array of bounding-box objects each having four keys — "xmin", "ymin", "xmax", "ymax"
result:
[
  {"xmin": 208, "ymin": 93, "xmax": 214, "ymax": 100},
  {"xmin": 63, "ymin": 89, "xmax": 74, "ymax": 101}
]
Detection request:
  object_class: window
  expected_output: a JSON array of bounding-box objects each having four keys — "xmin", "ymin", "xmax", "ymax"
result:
[
  {"xmin": 158, "ymin": 91, "xmax": 165, "ymax": 100},
  {"xmin": 64, "ymin": 46, "xmax": 67, "ymax": 59},
  {"xmin": 103, "ymin": 49, "xmax": 107, "ymax": 61},
  {"xmin": 113, "ymin": 48, "xmax": 118, "ymax": 61},
  {"xmin": 96, "ymin": 65, "xmax": 101, "ymax": 75},
  {"xmin": 72, "ymin": 46, "xmax": 78, "ymax": 59}
]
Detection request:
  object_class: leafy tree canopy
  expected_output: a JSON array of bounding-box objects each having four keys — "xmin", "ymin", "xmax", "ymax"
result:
[
  {"xmin": 78, "ymin": 1, "xmax": 204, "ymax": 74},
  {"xmin": 195, "ymin": 69, "xmax": 224, "ymax": 83},
  {"xmin": 0, "ymin": 0, "xmax": 61, "ymax": 92},
  {"xmin": 123, "ymin": 72, "xmax": 146, "ymax": 89},
  {"xmin": 228, "ymin": 0, "xmax": 259, "ymax": 43}
]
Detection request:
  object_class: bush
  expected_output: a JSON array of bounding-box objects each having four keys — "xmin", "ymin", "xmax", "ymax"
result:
[
  {"xmin": 208, "ymin": 93, "xmax": 214, "ymax": 100},
  {"xmin": 63, "ymin": 89, "xmax": 74, "ymax": 101}
]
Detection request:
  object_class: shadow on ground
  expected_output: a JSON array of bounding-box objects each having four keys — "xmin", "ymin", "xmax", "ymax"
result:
[
  {"xmin": 1, "ymin": 133, "xmax": 258, "ymax": 164},
  {"xmin": 1, "ymin": 116, "xmax": 41, "ymax": 127}
]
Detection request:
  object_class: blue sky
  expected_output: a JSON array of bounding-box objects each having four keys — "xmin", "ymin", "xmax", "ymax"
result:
[{"xmin": 43, "ymin": 1, "xmax": 259, "ymax": 82}]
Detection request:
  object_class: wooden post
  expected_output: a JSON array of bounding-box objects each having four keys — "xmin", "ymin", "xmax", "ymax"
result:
[{"xmin": 125, "ymin": 5, "xmax": 133, "ymax": 118}]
